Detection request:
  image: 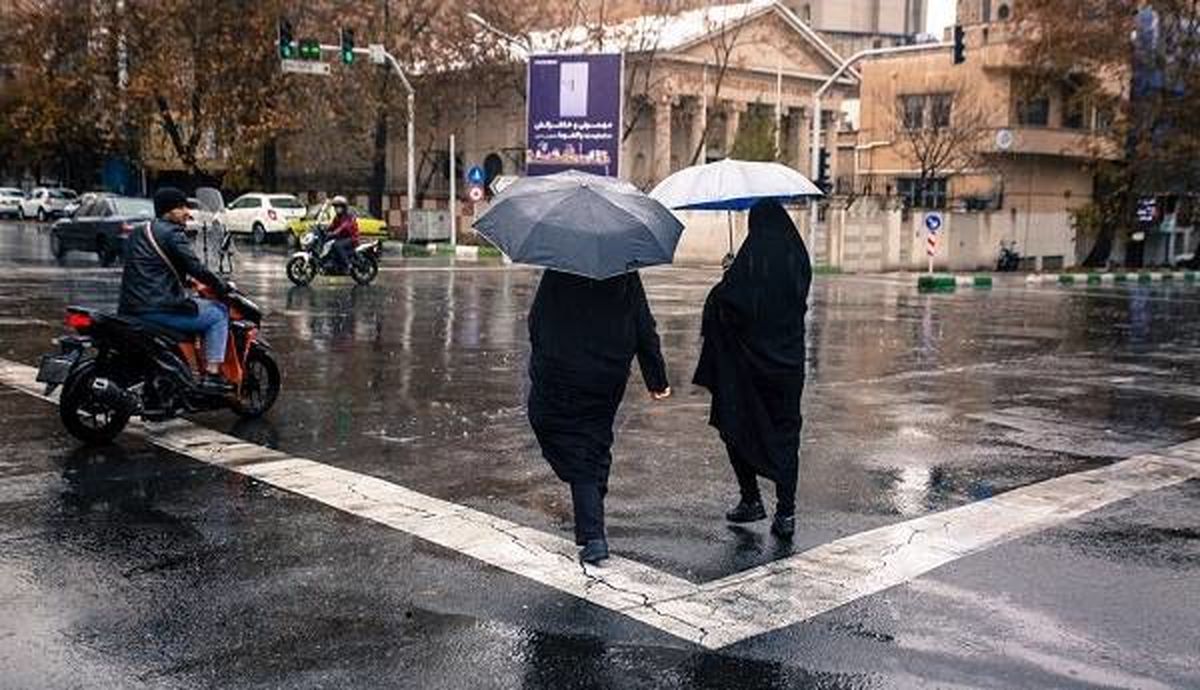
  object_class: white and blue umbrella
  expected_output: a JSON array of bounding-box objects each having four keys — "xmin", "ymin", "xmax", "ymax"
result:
[
  {"xmin": 649, "ymin": 158, "xmax": 823, "ymax": 211},
  {"xmin": 649, "ymin": 159, "xmax": 822, "ymax": 258}
]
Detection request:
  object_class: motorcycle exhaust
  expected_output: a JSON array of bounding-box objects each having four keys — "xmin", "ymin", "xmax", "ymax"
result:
[{"xmin": 90, "ymin": 378, "xmax": 131, "ymax": 408}]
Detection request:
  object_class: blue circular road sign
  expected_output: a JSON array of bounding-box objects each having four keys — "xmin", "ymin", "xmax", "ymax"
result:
[
  {"xmin": 467, "ymin": 166, "xmax": 486, "ymax": 186},
  {"xmin": 924, "ymin": 212, "xmax": 944, "ymax": 233}
]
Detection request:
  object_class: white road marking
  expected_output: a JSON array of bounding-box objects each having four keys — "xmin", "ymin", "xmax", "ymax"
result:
[{"xmin": 2, "ymin": 358, "xmax": 1197, "ymax": 650}]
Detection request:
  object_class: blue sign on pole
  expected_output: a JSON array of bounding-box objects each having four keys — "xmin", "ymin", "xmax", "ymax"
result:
[
  {"xmin": 526, "ymin": 53, "xmax": 624, "ymax": 178},
  {"xmin": 466, "ymin": 166, "xmax": 486, "ymax": 186},
  {"xmin": 924, "ymin": 212, "xmax": 944, "ymax": 234}
]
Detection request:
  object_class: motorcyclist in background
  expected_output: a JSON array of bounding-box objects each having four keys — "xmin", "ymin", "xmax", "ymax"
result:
[{"xmin": 327, "ymin": 195, "xmax": 359, "ymax": 274}]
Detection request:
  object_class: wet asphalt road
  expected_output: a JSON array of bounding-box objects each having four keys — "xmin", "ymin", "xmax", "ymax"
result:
[{"xmin": 0, "ymin": 219, "xmax": 1197, "ymax": 689}]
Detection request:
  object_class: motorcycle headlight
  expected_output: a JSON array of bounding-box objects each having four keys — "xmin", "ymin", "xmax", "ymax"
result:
[{"xmin": 301, "ymin": 232, "xmax": 314, "ymax": 246}]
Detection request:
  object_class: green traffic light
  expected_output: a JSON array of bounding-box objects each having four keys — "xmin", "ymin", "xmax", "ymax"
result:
[{"xmin": 340, "ymin": 28, "xmax": 355, "ymax": 65}]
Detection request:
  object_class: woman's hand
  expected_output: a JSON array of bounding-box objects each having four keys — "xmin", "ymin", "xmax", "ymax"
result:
[{"xmin": 650, "ymin": 386, "xmax": 672, "ymax": 401}]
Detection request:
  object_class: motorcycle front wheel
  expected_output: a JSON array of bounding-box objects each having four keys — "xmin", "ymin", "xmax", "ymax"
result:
[
  {"xmin": 59, "ymin": 359, "xmax": 132, "ymax": 444},
  {"xmin": 350, "ymin": 255, "xmax": 379, "ymax": 285},
  {"xmin": 286, "ymin": 255, "xmax": 316, "ymax": 286}
]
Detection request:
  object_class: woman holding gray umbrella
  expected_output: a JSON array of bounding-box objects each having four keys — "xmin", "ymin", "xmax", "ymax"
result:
[
  {"xmin": 693, "ymin": 199, "xmax": 812, "ymax": 540},
  {"xmin": 472, "ymin": 171, "xmax": 683, "ymax": 565},
  {"xmin": 527, "ymin": 271, "xmax": 671, "ymax": 564}
]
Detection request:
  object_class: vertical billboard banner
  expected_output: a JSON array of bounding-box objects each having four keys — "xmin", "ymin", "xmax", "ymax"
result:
[{"xmin": 526, "ymin": 54, "xmax": 623, "ymax": 178}]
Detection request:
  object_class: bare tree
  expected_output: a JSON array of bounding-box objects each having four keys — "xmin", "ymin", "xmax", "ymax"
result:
[
  {"xmin": 689, "ymin": 5, "xmax": 757, "ymax": 165},
  {"xmin": 887, "ymin": 85, "xmax": 989, "ymax": 206}
]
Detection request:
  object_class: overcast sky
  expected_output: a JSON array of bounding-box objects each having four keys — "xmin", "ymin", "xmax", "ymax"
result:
[{"xmin": 927, "ymin": 0, "xmax": 956, "ymax": 35}]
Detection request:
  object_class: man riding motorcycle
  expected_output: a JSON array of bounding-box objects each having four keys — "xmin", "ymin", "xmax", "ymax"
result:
[
  {"xmin": 118, "ymin": 187, "xmax": 233, "ymax": 395},
  {"xmin": 327, "ymin": 195, "xmax": 359, "ymax": 273}
]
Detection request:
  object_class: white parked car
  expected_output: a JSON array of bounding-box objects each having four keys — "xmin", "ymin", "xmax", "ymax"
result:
[
  {"xmin": 0, "ymin": 188, "xmax": 25, "ymax": 218},
  {"xmin": 216, "ymin": 193, "xmax": 306, "ymax": 244},
  {"xmin": 20, "ymin": 187, "xmax": 78, "ymax": 222}
]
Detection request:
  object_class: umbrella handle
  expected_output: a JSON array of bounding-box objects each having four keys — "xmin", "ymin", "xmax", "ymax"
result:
[{"xmin": 727, "ymin": 211, "xmax": 733, "ymax": 254}]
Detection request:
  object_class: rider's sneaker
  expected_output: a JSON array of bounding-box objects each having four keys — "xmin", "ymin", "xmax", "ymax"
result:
[{"xmin": 197, "ymin": 374, "xmax": 235, "ymax": 396}]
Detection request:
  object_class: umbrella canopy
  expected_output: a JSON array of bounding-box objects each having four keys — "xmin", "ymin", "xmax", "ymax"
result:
[
  {"xmin": 473, "ymin": 170, "xmax": 684, "ymax": 280},
  {"xmin": 649, "ymin": 158, "xmax": 823, "ymax": 211}
]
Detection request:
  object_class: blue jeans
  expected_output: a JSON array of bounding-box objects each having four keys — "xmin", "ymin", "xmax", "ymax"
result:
[{"xmin": 140, "ymin": 298, "xmax": 229, "ymax": 366}]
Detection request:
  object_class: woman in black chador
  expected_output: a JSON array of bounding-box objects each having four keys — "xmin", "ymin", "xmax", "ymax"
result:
[
  {"xmin": 693, "ymin": 199, "xmax": 812, "ymax": 539},
  {"xmin": 527, "ymin": 270, "xmax": 671, "ymax": 564}
]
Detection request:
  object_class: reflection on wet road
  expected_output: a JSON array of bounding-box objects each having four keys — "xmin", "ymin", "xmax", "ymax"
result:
[{"xmin": 1, "ymin": 222, "xmax": 1198, "ymax": 688}]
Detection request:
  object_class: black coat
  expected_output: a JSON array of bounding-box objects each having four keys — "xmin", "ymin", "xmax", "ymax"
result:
[
  {"xmin": 119, "ymin": 219, "xmax": 228, "ymax": 315},
  {"xmin": 693, "ymin": 200, "xmax": 811, "ymax": 482},
  {"xmin": 527, "ymin": 270, "xmax": 668, "ymax": 485}
]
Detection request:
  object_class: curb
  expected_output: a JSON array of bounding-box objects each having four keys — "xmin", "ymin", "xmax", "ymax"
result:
[
  {"xmin": 1027, "ymin": 271, "xmax": 1197, "ymax": 285},
  {"xmin": 918, "ymin": 274, "xmax": 993, "ymax": 292},
  {"xmin": 917, "ymin": 274, "xmax": 958, "ymax": 292},
  {"xmin": 398, "ymin": 243, "xmax": 504, "ymax": 260}
]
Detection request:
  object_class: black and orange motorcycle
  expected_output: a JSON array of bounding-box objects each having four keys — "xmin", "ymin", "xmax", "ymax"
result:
[{"xmin": 36, "ymin": 283, "xmax": 280, "ymax": 444}]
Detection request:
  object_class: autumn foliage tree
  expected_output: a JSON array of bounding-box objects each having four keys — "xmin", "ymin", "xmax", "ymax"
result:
[{"xmin": 1019, "ymin": 1, "xmax": 1200, "ymax": 265}]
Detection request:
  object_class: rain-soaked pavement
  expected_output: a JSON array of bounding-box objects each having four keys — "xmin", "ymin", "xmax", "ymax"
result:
[{"xmin": 0, "ymin": 219, "xmax": 1198, "ymax": 688}]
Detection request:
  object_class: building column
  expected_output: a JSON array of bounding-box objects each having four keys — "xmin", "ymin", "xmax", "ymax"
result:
[
  {"xmin": 652, "ymin": 98, "xmax": 672, "ymax": 185},
  {"xmin": 722, "ymin": 100, "xmax": 743, "ymax": 157},
  {"xmin": 786, "ymin": 107, "xmax": 806, "ymax": 170},
  {"xmin": 688, "ymin": 96, "xmax": 706, "ymax": 167},
  {"xmin": 825, "ymin": 110, "xmax": 841, "ymax": 190}
]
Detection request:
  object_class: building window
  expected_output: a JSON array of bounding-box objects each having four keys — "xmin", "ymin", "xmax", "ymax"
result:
[
  {"xmin": 997, "ymin": 3, "xmax": 1011, "ymax": 20},
  {"xmin": 897, "ymin": 178, "xmax": 948, "ymax": 209},
  {"xmin": 801, "ymin": 4, "xmax": 811, "ymax": 22},
  {"xmin": 900, "ymin": 95, "xmax": 925, "ymax": 130},
  {"xmin": 1016, "ymin": 95, "xmax": 1050, "ymax": 126},
  {"xmin": 982, "ymin": 0, "xmax": 992, "ymax": 23},
  {"xmin": 899, "ymin": 94, "xmax": 952, "ymax": 130},
  {"xmin": 930, "ymin": 94, "xmax": 953, "ymax": 129}
]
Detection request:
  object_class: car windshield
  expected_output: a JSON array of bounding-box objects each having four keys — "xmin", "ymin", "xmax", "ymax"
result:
[
  {"xmin": 0, "ymin": 188, "xmax": 22, "ymax": 196},
  {"xmin": 112, "ymin": 198, "xmax": 154, "ymax": 217},
  {"xmin": 269, "ymin": 196, "xmax": 304, "ymax": 209},
  {"xmin": 49, "ymin": 190, "xmax": 72, "ymax": 199}
]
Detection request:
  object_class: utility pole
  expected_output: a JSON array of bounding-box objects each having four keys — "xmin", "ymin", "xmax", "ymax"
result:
[{"xmin": 449, "ymin": 134, "xmax": 457, "ymax": 247}]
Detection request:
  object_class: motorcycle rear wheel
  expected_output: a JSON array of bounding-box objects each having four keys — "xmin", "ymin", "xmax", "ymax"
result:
[
  {"xmin": 59, "ymin": 359, "xmax": 132, "ymax": 444},
  {"xmin": 286, "ymin": 256, "xmax": 316, "ymax": 286}
]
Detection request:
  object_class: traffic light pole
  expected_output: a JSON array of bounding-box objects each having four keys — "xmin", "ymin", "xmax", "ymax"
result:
[
  {"xmin": 315, "ymin": 42, "xmax": 417, "ymax": 212},
  {"xmin": 808, "ymin": 41, "xmax": 951, "ymax": 238}
]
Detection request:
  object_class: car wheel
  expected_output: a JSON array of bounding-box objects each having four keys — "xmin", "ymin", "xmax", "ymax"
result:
[
  {"xmin": 252, "ymin": 223, "xmax": 267, "ymax": 245},
  {"xmin": 96, "ymin": 238, "xmax": 117, "ymax": 267},
  {"xmin": 50, "ymin": 233, "xmax": 67, "ymax": 261},
  {"xmin": 37, "ymin": 207, "xmax": 47, "ymax": 223}
]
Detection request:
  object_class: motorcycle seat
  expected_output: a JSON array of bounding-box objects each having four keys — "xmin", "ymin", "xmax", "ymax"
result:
[{"xmin": 113, "ymin": 315, "xmax": 192, "ymax": 342}]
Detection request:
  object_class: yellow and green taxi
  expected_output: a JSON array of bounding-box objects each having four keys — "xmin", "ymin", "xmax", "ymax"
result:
[{"xmin": 287, "ymin": 203, "xmax": 388, "ymax": 247}]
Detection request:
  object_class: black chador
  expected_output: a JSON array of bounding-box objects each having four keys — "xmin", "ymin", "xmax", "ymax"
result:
[
  {"xmin": 693, "ymin": 199, "xmax": 811, "ymax": 537},
  {"xmin": 526, "ymin": 270, "xmax": 669, "ymax": 562}
]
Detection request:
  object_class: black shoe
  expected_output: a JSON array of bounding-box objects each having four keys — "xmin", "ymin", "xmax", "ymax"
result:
[
  {"xmin": 197, "ymin": 374, "xmax": 234, "ymax": 396},
  {"xmin": 726, "ymin": 499, "xmax": 767, "ymax": 523},
  {"xmin": 771, "ymin": 514, "xmax": 796, "ymax": 540},
  {"xmin": 579, "ymin": 538, "xmax": 609, "ymax": 564}
]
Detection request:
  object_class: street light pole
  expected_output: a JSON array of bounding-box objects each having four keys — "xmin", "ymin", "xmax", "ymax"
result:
[
  {"xmin": 466, "ymin": 12, "xmax": 532, "ymax": 53},
  {"xmin": 318, "ymin": 43, "xmax": 417, "ymax": 212},
  {"xmin": 808, "ymin": 42, "xmax": 952, "ymax": 237}
]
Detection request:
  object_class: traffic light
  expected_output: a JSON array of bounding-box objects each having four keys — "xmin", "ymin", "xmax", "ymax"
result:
[
  {"xmin": 299, "ymin": 38, "xmax": 321, "ymax": 61},
  {"xmin": 817, "ymin": 148, "xmax": 831, "ymax": 192},
  {"xmin": 953, "ymin": 25, "xmax": 966, "ymax": 64},
  {"xmin": 340, "ymin": 27, "xmax": 355, "ymax": 64},
  {"xmin": 278, "ymin": 18, "xmax": 295, "ymax": 59}
]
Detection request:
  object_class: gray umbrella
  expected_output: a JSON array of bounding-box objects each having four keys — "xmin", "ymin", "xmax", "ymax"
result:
[{"xmin": 472, "ymin": 171, "xmax": 684, "ymax": 280}]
